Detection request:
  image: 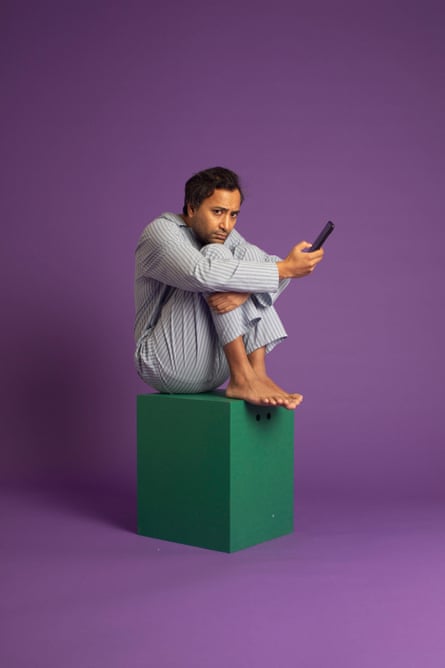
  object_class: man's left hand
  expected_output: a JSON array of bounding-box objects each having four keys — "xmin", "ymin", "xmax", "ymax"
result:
[{"xmin": 206, "ymin": 292, "xmax": 250, "ymax": 314}]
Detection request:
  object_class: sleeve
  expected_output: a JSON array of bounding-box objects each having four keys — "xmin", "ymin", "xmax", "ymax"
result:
[{"xmin": 136, "ymin": 219, "xmax": 280, "ymax": 294}]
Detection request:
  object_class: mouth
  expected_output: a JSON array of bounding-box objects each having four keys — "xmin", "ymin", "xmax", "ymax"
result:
[{"xmin": 213, "ymin": 234, "xmax": 227, "ymax": 242}]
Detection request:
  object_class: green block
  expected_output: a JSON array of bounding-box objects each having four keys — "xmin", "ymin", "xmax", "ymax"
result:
[{"xmin": 137, "ymin": 392, "xmax": 295, "ymax": 552}]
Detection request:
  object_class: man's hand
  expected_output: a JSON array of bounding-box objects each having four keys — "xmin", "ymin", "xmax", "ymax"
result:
[
  {"xmin": 277, "ymin": 241, "xmax": 324, "ymax": 279},
  {"xmin": 207, "ymin": 292, "xmax": 250, "ymax": 314}
]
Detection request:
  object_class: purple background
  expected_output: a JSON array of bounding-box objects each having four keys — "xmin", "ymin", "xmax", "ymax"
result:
[{"xmin": 2, "ymin": 1, "xmax": 445, "ymax": 666}]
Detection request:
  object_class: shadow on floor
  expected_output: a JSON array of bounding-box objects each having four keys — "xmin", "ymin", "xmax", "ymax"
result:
[{"xmin": 15, "ymin": 478, "xmax": 137, "ymax": 533}]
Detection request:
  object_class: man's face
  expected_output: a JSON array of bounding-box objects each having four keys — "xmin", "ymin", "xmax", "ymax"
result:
[{"xmin": 185, "ymin": 189, "xmax": 241, "ymax": 245}]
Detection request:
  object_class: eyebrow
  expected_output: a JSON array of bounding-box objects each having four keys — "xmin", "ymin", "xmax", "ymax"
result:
[{"xmin": 212, "ymin": 206, "xmax": 240, "ymax": 214}]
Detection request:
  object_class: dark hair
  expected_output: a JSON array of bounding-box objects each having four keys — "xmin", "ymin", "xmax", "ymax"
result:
[{"xmin": 182, "ymin": 167, "xmax": 244, "ymax": 215}]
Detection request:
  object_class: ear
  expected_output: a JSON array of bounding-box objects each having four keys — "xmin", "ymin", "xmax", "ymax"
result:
[{"xmin": 187, "ymin": 203, "xmax": 195, "ymax": 217}]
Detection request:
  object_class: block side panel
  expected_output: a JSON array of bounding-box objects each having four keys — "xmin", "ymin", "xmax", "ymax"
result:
[
  {"xmin": 229, "ymin": 403, "xmax": 294, "ymax": 552},
  {"xmin": 137, "ymin": 395, "xmax": 231, "ymax": 552}
]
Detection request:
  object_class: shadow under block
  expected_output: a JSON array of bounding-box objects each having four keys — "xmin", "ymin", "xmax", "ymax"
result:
[{"xmin": 137, "ymin": 392, "xmax": 295, "ymax": 552}]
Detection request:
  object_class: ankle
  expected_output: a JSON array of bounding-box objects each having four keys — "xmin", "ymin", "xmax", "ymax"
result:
[{"xmin": 228, "ymin": 367, "xmax": 257, "ymax": 386}]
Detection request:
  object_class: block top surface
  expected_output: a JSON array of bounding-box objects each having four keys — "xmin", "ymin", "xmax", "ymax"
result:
[
  {"xmin": 138, "ymin": 391, "xmax": 233, "ymax": 404},
  {"xmin": 137, "ymin": 392, "xmax": 295, "ymax": 428}
]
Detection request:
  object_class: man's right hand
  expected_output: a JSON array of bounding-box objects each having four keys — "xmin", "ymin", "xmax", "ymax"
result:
[{"xmin": 277, "ymin": 241, "xmax": 324, "ymax": 279}]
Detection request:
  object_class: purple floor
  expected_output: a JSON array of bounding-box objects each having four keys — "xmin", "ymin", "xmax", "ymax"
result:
[{"xmin": 2, "ymin": 483, "xmax": 445, "ymax": 667}]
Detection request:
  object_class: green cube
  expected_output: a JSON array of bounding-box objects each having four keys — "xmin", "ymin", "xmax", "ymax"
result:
[{"xmin": 137, "ymin": 392, "xmax": 295, "ymax": 552}]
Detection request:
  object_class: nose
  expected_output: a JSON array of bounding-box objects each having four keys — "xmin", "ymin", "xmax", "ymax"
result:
[{"xmin": 219, "ymin": 214, "xmax": 231, "ymax": 232}]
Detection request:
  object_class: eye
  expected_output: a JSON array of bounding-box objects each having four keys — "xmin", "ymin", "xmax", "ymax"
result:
[
  {"xmin": 213, "ymin": 209, "xmax": 223, "ymax": 216},
  {"xmin": 231, "ymin": 212, "xmax": 239, "ymax": 219}
]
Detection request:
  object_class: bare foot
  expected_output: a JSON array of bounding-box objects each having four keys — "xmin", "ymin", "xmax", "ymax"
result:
[
  {"xmin": 258, "ymin": 375, "xmax": 303, "ymax": 410},
  {"xmin": 226, "ymin": 376, "xmax": 303, "ymax": 410}
]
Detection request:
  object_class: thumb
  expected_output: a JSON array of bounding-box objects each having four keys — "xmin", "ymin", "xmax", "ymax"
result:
[{"xmin": 295, "ymin": 241, "xmax": 312, "ymax": 252}]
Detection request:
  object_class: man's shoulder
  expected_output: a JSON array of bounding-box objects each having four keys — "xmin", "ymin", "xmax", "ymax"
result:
[
  {"xmin": 145, "ymin": 212, "xmax": 184, "ymax": 232},
  {"xmin": 138, "ymin": 212, "xmax": 186, "ymax": 242}
]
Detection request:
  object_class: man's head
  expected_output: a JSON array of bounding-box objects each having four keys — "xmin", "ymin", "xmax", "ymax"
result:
[
  {"xmin": 182, "ymin": 167, "xmax": 244, "ymax": 216},
  {"xmin": 182, "ymin": 167, "xmax": 244, "ymax": 245}
]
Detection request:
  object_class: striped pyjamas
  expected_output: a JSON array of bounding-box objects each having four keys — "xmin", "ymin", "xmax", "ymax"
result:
[{"xmin": 134, "ymin": 213, "xmax": 290, "ymax": 393}]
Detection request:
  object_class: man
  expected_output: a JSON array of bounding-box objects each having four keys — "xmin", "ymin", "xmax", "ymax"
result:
[{"xmin": 134, "ymin": 167, "xmax": 324, "ymax": 409}]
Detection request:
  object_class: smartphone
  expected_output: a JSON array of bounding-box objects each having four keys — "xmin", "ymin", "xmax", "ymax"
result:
[{"xmin": 309, "ymin": 221, "xmax": 335, "ymax": 251}]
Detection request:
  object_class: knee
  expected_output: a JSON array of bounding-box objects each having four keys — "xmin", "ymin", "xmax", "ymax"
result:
[
  {"xmin": 200, "ymin": 243, "xmax": 233, "ymax": 260},
  {"xmin": 233, "ymin": 244, "xmax": 263, "ymax": 262}
]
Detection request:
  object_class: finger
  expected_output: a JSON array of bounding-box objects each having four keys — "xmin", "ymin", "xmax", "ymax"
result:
[
  {"xmin": 309, "ymin": 253, "xmax": 324, "ymax": 266},
  {"xmin": 311, "ymin": 249, "xmax": 324, "ymax": 259}
]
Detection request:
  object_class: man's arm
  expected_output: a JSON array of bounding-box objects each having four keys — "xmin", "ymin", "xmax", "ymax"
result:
[
  {"xmin": 229, "ymin": 230, "xmax": 323, "ymax": 279},
  {"xmin": 136, "ymin": 218, "xmax": 280, "ymax": 294},
  {"xmin": 206, "ymin": 235, "xmax": 324, "ymax": 315}
]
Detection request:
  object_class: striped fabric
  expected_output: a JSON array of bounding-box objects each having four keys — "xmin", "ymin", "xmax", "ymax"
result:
[{"xmin": 134, "ymin": 213, "xmax": 290, "ymax": 393}]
